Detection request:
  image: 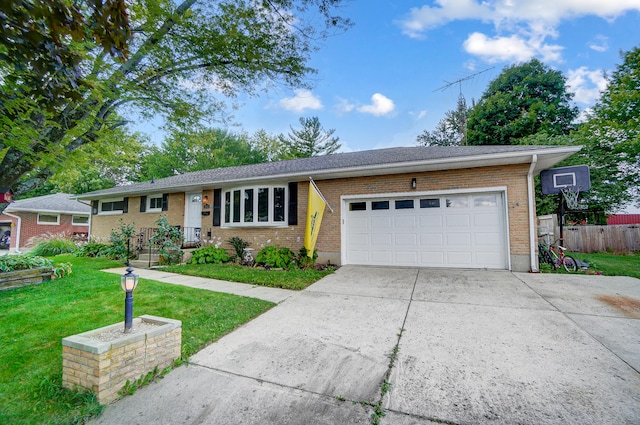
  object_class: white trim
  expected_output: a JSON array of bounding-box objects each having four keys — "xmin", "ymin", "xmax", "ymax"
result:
[
  {"xmin": 528, "ymin": 155, "xmax": 539, "ymax": 272},
  {"xmin": 222, "ymin": 185, "xmax": 288, "ymax": 228},
  {"xmin": 37, "ymin": 213, "xmax": 60, "ymax": 225},
  {"xmin": 2, "ymin": 211, "xmax": 21, "ymax": 252},
  {"xmin": 341, "ymin": 187, "xmax": 510, "ymax": 269},
  {"xmin": 146, "ymin": 194, "xmax": 164, "ymax": 213}
]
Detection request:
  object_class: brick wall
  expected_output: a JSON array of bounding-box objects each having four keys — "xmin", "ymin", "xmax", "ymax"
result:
[
  {"xmin": 62, "ymin": 315, "xmax": 181, "ymax": 404},
  {"xmin": 89, "ymin": 164, "xmax": 534, "ymax": 268}
]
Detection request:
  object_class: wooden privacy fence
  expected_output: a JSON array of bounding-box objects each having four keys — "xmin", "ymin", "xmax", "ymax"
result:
[{"xmin": 561, "ymin": 225, "xmax": 640, "ymax": 253}]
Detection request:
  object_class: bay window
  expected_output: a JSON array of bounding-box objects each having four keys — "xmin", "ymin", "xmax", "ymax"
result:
[{"xmin": 224, "ymin": 185, "xmax": 287, "ymax": 226}]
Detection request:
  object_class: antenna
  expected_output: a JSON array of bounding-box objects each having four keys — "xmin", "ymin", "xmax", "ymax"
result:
[{"xmin": 433, "ymin": 67, "xmax": 495, "ymax": 93}]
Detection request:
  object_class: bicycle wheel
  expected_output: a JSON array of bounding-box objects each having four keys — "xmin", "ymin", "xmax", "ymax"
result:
[{"xmin": 562, "ymin": 255, "xmax": 578, "ymax": 272}]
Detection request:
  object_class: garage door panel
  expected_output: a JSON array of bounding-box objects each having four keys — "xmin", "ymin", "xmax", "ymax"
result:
[
  {"xmin": 474, "ymin": 213, "xmax": 500, "ymax": 226},
  {"xmin": 395, "ymin": 251, "xmax": 418, "ymax": 265},
  {"xmin": 348, "ymin": 233, "xmax": 371, "ymax": 246},
  {"xmin": 474, "ymin": 232, "xmax": 502, "ymax": 246},
  {"xmin": 394, "ymin": 215, "xmax": 417, "ymax": 228},
  {"xmin": 419, "ymin": 215, "xmax": 443, "ymax": 227},
  {"xmin": 447, "ymin": 232, "xmax": 472, "ymax": 245},
  {"xmin": 395, "ymin": 233, "xmax": 417, "ymax": 246},
  {"xmin": 421, "ymin": 251, "xmax": 445, "ymax": 265},
  {"xmin": 446, "ymin": 214, "xmax": 470, "ymax": 227},
  {"xmin": 476, "ymin": 252, "xmax": 503, "ymax": 267},
  {"xmin": 371, "ymin": 233, "xmax": 392, "ymax": 246},
  {"xmin": 371, "ymin": 250, "xmax": 393, "ymax": 263},
  {"xmin": 447, "ymin": 251, "xmax": 473, "ymax": 265},
  {"xmin": 371, "ymin": 216, "xmax": 392, "ymax": 229},
  {"xmin": 420, "ymin": 233, "xmax": 444, "ymax": 245}
]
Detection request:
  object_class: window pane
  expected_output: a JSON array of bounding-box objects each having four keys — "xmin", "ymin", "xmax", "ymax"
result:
[
  {"xmin": 395, "ymin": 200, "xmax": 414, "ymax": 209},
  {"xmin": 72, "ymin": 215, "xmax": 89, "ymax": 225},
  {"xmin": 446, "ymin": 197, "xmax": 468, "ymax": 208},
  {"xmin": 224, "ymin": 192, "xmax": 231, "ymax": 223},
  {"xmin": 149, "ymin": 197, "xmax": 162, "ymax": 209},
  {"xmin": 273, "ymin": 187, "xmax": 285, "ymax": 222},
  {"xmin": 233, "ymin": 190, "xmax": 241, "ymax": 222},
  {"xmin": 244, "ymin": 189, "xmax": 254, "ymax": 222},
  {"xmin": 372, "ymin": 201, "xmax": 389, "ymax": 210},
  {"xmin": 258, "ymin": 188, "xmax": 269, "ymax": 222},
  {"xmin": 474, "ymin": 195, "xmax": 497, "ymax": 207},
  {"xmin": 38, "ymin": 214, "xmax": 59, "ymax": 223},
  {"xmin": 420, "ymin": 198, "xmax": 440, "ymax": 208},
  {"xmin": 349, "ymin": 202, "xmax": 366, "ymax": 211}
]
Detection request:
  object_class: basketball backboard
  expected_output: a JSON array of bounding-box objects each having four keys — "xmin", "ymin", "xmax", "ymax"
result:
[{"xmin": 540, "ymin": 165, "xmax": 591, "ymax": 195}]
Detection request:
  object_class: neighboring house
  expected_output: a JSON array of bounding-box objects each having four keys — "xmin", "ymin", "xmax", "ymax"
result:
[
  {"xmin": 75, "ymin": 145, "xmax": 580, "ymax": 272},
  {"xmin": 0, "ymin": 193, "xmax": 91, "ymax": 253},
  {"xmin": 607, "ymin": 214, "xmax": 640, "ymax": 225}
]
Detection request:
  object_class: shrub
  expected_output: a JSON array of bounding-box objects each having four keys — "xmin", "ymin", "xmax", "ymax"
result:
[
  {"xmin": 74, "ymin": 242, "xmax": 112, "ymax": 258},
  {"xmin": 255, "ymin": 245, "xmax": 295, "ymax": 269},
  {"xmin": 0, "ymin": 254, "xmax": 53, "ymax": 272},
  {"xmin": 109, "ymin": 220, "xmax": 137, "ymax": 260},
  {"xmin": 296, "ymin": 247, "xmax": 318, "ymax": 269},
  {"xmin": 150, "ymin": 215, "xmax": 184, "ymax": 265},
  {"xmin": 188, "ymin": 246, "xmax": 230, "ymax": 264},
  {"xmin": 227, "ymin": 236, "xmax": 250, "ymax": 261},
  {"xmin": 30, "ymin": 238, "xmax": 77, "ymax": 257}
]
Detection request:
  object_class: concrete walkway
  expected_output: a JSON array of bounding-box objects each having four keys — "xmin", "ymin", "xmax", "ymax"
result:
[
  {"xmin": 93, "ymin": 267, "xmax": 640, "ymax": 425},
  {"xmin": 102, "ymin": 267, "xmax": 295, "ymax": 304}
]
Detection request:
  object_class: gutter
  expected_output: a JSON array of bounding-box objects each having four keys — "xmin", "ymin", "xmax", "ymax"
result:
[
  {"xmin": 527, "ymin": 155, "xmax": 538, "ymax": 272},
  {"xmin": 3, "ymin": 211, "xmax": 22, "ymax": 253}
]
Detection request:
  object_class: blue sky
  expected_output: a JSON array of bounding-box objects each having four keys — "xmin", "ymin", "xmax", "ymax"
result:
[{"xmin": 138, "ymin": 1, "xmax": 640, "ymax": 153}]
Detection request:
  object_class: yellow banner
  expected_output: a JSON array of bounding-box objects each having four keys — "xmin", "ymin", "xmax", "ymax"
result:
[{"xmin": 304, "ymin": 181, "xmax": 326, "ymax": 257}]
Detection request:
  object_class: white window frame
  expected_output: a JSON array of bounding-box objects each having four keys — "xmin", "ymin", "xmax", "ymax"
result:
[
  {"xmin": 72, "ymin": 215, "xmax": 90, "ymax": 226},
  {"xmin": 99, "ymin": 197, "xmax": 125, "ymax": 215},
  {"xmin": 37, "ymin": 213, "xmax": 60, "ymax": 225},
  {"xmin": 223, "ymin": 185, "xmax": 288, "ymax": 228},
  {"xmin": 146, "ymin": 194, "xmax": 164, "ymax": 213}
]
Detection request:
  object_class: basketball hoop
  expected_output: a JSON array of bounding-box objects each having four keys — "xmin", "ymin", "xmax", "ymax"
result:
[{"xmin": 560, "ymin": 185, "xmax": 586, "ymax": 210}]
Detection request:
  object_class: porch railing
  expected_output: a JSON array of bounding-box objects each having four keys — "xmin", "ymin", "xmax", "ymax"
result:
[{"xmin": 131, "ymin": 226, "xmax": 207, "ymax": 253}]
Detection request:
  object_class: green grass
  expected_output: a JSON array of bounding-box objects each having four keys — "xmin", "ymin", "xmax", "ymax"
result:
[
  {"xmin": 0, "ymin": 255, "xmax": 274, "ymax": 425},
  {"xmin": 572, "ymin": 251, "xmax": 640, "ymax": 279},
  {"xmin": 161, "ymin": 263, "xmax": 334, "ymax": 290}
]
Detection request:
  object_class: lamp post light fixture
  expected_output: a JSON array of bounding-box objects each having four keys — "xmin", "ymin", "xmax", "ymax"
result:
[{"xmin": 121, "ymin": 264, "xmax": 139, "ymax": 333}]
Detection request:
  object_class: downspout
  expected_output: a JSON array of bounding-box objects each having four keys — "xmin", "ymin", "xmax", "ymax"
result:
[
  {"xmin": 3, "ymin": 211, "xmax": 22, "ymax": 253},
  {"xmin": 527, "ymin": 155, "xmax": 538, "ymax": 272}
]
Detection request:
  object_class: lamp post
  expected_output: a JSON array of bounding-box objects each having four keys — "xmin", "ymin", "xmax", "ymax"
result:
[{"xmin": 121, "ymin": 264, "xmax": 139, "ymax": 333}]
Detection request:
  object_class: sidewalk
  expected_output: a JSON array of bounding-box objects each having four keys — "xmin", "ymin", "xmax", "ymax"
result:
[{"xmin": 101, "ymin": 267, "xmax": 296, "ymax": 304}]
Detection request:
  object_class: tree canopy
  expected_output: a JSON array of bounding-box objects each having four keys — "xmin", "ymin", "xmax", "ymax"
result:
[
  {"xmin": 466, "ymin": 59, "xmax": 579, "ymax": 145},
  {"xmin": 139, "ymin": 129, "xmax": 267, "ymax": 180},
  {"xmin": 0, "ymin": 0, "xmax": 352, "ymax": 214},
  {"xmin": 417, "ymin": 93, "xmax": 469, "ymax": 146},
  {"xmin": 279, "ymin": 116, "xmax": 341, "ymax": 158}
]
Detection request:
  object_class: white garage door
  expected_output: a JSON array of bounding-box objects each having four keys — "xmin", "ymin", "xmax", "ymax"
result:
[{"xmin": 344, "ymin": 192, "xmax": 507, "ymax": 269}]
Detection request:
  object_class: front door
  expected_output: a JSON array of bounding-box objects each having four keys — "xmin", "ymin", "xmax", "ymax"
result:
[{"xmin": 184, "ymin": 193, "xmax": 202, "ymax": 246}]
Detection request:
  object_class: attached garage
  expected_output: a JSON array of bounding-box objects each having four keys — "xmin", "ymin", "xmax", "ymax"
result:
[{"xmin": 343, "ymin": 190, "xmax": 508, "ymax": 269}]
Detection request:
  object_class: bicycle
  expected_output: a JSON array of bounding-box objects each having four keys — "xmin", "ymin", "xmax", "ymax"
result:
[{"xmin": 538, "ymin": 239, "xmax": 578, "ymax": 272}]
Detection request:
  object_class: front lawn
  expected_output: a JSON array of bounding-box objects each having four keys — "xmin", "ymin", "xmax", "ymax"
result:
[
  {"xmin": 161, "ymin": 263, "xmax": 334, "ymax": 290},
  {"xmin": 0, "ymin": 255, "xmax": 274, "ymax": 425},
  {"xmin": 572, "ymin": 252, "xmax": 640, "ymax": 279}
]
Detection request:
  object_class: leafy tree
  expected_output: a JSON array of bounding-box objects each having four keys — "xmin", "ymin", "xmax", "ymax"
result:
[
  {"xmin": 571, "ymin": 47, "xmax": 640, "ymax": 212},
  {"xmin": 467, "ymin": 59, "xmax": 579, "ymax": 145},
  {"xmin": 0, "ymin": 0, "xmax": 131, "ymax": 107},
  {"xmin": 279, "ymin": 116, "xmax": 341, "ymax": 158},
  {"xmin": 139, "ymin": 129, "xmax": 267, "ymax": 179},
  {"xmin": 0, "ymin": 0, "xmax": 352, "ymax": 214},
  {"xmin": 417, "ymin": 93, "xmax": 469, "ymax": 146},
  {"xmin": 249, "ymin": 129, "xmax": 288, "ymax": 162}
]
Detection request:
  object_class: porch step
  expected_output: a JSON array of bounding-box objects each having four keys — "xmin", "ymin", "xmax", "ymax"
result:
[
  {"xmin": 128, "ymin": 259, "xmax": 159, "ymax": 269},
  {"xmin": 138, "ymin": 252, "xmax": 160, "ymax": 262}
]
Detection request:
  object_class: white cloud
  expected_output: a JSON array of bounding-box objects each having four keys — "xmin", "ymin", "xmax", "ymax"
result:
[
  {"xmin": 588, "ymin": 34, "xmax": 609, "ymax": 52},
  {"xmin": 566, "ymin": 66, "xmax": 608, "ymax": 105},
  {"xmin": 399, "ymin": 1, "xmax": 640, "ymax": 62},
  {"xmin": 463, "ymin": 31, "xmax": 563, "ymax": 63},
  {"xmin": 335, "ymin": 97, "xmax": 355, "ymax": 114},
  {"xmin": 357, "ymin": 93, "xmax": 395, "ymax": 116},
  {"xmin": 399, "ymin": 1, "xmax": 640, "ymax": 38},
  {"xmin": 279, "ymin": 89, "xmax": 323, "ymax": 112}
]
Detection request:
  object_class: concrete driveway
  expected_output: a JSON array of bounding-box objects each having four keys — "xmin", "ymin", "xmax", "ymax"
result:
[{"xmin": 93, "ymin": 267, "xmax": 640, "ymax": 425}]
